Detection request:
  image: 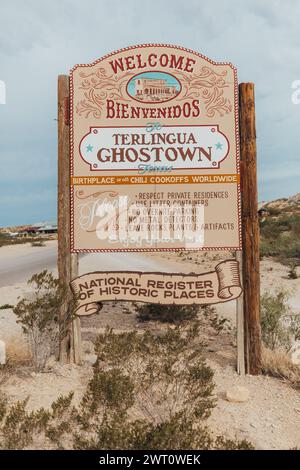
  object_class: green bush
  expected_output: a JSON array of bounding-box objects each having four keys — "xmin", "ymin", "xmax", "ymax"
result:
[
  {"xmin": 203, "ymin": 306, "xmax": 230, "ymax": 334},
  {"xmin": 0, "ymin": 397, "xmax": 50, "ymax": 450},
  {"xmin": 288, "ymin": 262, "xmax": 298, "ymax": 279},
  {"xmin": 265, "ymin": 206, "xmax": 281, "ymax": 216},
  {"xmin": 260, "ymin": 214, "xmax": 300, "ymax": 261},
  {"xmin": 31, "ymin": 241, "xmax": 46, "ymax": 247},
  {"xmin": 0, "ymin": 304, "xmax": 14, "ymax": 310},
  {"xmin": 13, "ymin": 270, "xmax": 68, "ymax": 370},
  {"xmin": 73, "ymin": 326, "xmax": 251, "ymax": 450},
  {"xmin": 135, "ymin": 303, "xmax": 199, "ymax": 324},
  {"xmin": 261, "ymin": 289, "xmax": 300, "ymax": 351}
]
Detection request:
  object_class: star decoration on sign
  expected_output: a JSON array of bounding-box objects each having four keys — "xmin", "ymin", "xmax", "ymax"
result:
[
  {"xmin": 86, "ymin": 144, "xmax": 93, "ymax": 152},
  {"xmin": 215, "ymin": 142, "xmax": 223, "ymax": 150}
]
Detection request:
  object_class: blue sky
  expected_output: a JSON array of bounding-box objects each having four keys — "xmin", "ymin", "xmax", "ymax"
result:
[{"xmin": 0, "ymin": 0, "xmax": 300, "ymax": 226}]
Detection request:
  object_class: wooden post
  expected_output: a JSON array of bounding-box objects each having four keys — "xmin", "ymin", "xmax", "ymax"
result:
[
  {"xmin": 235, "ymin": 250, "xmax": 245, "ymax": 376},
  {"xmin": 239, "ymin": 83, "xmax": 262, "ymax": 375},
  {"xmin": 57, "ymin": 75, "xmax": 82, "ymax": 364},
  {"xmin": 71, "ymin": 253, "xmax": 82, "ymax": 364}
]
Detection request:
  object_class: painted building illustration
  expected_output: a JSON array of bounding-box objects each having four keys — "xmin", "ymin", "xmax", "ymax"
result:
[{"xmin": 134, "ymin": 77, "xmax": 179, "ymax": 102}]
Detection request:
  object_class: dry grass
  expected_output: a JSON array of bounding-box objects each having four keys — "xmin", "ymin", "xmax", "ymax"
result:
[
  {"xmin": 5, "ymin": 335, "xmax": 31, "ymax": 364},
  {"xmin": 0, "ymin": 362, "xmax": 17, "ymax": 386},
  {"xmin": 262, "ymin": 346, "xmax": 300, "ymax": 388}
]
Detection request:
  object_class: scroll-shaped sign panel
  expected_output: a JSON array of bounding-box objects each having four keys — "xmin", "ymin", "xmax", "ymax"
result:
[{"xmin": 70, "ymin": 45, "xmax": 241, "ymax": 252}]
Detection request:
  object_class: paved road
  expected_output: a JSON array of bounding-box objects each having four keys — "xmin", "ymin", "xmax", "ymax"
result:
[
  {"xmin": 0, "ymin": 243, "xmax": 58, "ymax": 286},
  {"xmin": 0, "ymin": 241, "xmax": 181, "ymax": 287},
  {"xmin": 79, "ymin": 251, "xmax": 180, "ymax": 275}
]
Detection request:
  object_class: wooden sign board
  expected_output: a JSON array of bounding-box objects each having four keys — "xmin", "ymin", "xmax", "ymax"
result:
[{"xmin": 70, "ymin": 45, "xmax": 241, "ymax": 252}]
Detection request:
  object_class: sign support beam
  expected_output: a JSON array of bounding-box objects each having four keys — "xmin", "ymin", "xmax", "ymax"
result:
[
  {"xmin": 236, "ymin": 250, "xmax": 245, "ymax": 375},
  {"xmin": 239, "ymin": 82, "xmax": 262, "ymax": 375},
  {"xmin": 57, "ymin": 74, "xmax": 82, "ymax": 364}
]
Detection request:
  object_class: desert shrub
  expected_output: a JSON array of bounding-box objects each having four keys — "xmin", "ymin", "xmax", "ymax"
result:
[
  {"xmin": 93, "ymin": 325, "xmax": 214, "ymax": 423},
  {"xmin": 214, "ymin": 437, "xmax": 255, "ymax": 450},
  {"xmin": 260, "ymin": 289, "xmax": 300, "ymax": 351},
  {"xmin": 260, "ymin": 218, "xmax": 285, "ymax": 240},
  {"xmin": 280, "ymin": 239, "xmax": 300, "ymax": 261},
  {"xmin": 290, "ymin": 217, "xmax": 300, "ymax": 236},
  {"xmin": 260, "ymin": 214, "xmax": 300, "ymax": 260},
  {"xmin": 135, "ymin": 303, "xmax": 230, "ymax": 334},
  {"xmin": 0, "ymin": 397, "xmax": 50, "ymax": 450},
  {"xmin": 0, "ymin": 393, "xmax": 76, "ymax": 450},
  {"xmin": 31, "ymin": 241, "xmax": 46, "ymax": 247},
  {"xmin": 288, "ymin": 261, "xmax": 298, "ymax": 279},
  {"xmin": 13, "ymin": 270, "xmax": 68, "ymax": 371},
  {"xmin": 0, "ymin": 326, "xmax": 253, "ymax": 450},
  {"xmin": 0, "ymin": 363, "xmax": 15, "ymax": 386},
  {"xmin": 202, "ymin": 306, "xmax": 230, "ymax": 334},
  {"xmin": 0, "ymin": 304, "xmax": 14, "ymax": 310},
  {"xmin": 265, "ymin": 206, "xmax": 281, "ymax": 216},
  {"xmin": 259, "ymin": 236, "xmax": 289, "ymax": 258},
  {"xmin": 260, "ymin": 232, "xmax": 300, "ymax": 259},
  {"xmin": 135, "ymin": 303, "xmax": 199, "ymax": 323},
  {"xmin": 44, "ymin": 392, "xmax": 76, "ymax": 448}
]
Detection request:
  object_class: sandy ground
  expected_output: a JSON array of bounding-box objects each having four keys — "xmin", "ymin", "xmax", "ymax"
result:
[
  {"xmin": 207, "ymin": 360, "xmax": 300, "ymax": 450},
  {"xmin": 1, "ymin": 242, "xmax": 300, "ymax": 449}
]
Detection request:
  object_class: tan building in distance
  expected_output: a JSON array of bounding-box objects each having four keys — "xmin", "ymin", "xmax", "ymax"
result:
[{"xmin": 134, "ymin": 77, "xmax": 179, "ymax": 102}]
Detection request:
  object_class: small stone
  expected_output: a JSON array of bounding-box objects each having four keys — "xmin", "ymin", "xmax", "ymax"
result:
[
  {"xmin": 225, "ymin": 385, "xmax": 250, "ymax": 403},
  {"xmin": 85, "ymin": 354, "xmax": 97, "ymax": 365}
]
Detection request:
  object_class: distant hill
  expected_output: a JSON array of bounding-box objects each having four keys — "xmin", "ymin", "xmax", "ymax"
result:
[
  {"xmin": 263, "ymin": 193, "xmax": 300, "ymax": 214},
  {"xmin": 259, "ymin": 193, "xmax": 300, "ymax": 262}
]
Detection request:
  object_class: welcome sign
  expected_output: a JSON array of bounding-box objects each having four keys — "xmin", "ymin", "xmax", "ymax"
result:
[{"xmin": 70, "ymin": 45, "xmax": 241, "ymax": 252}]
